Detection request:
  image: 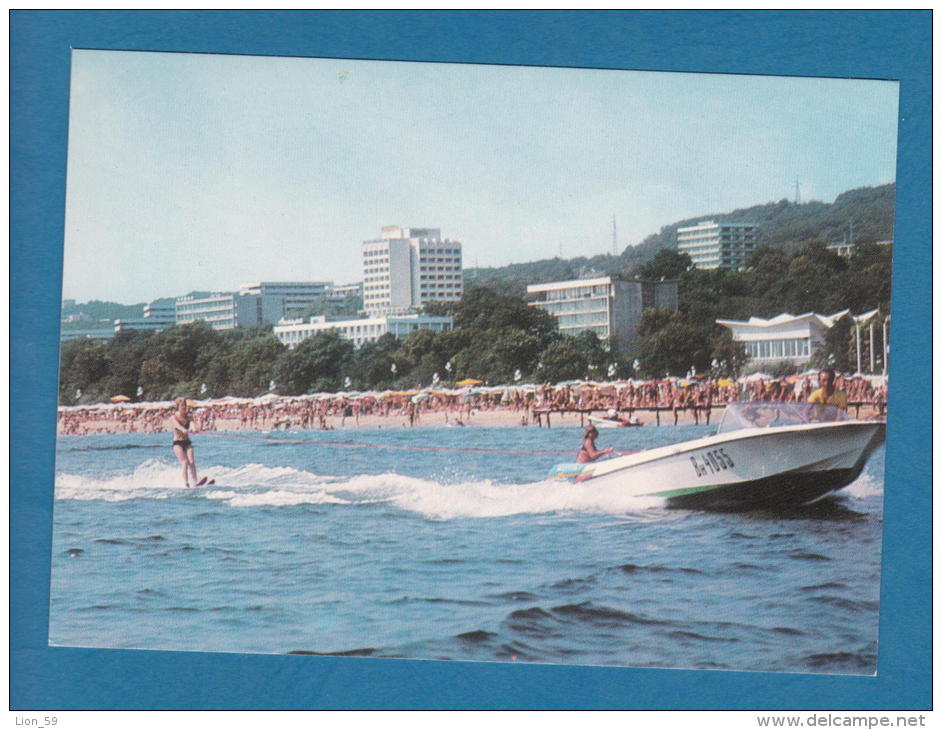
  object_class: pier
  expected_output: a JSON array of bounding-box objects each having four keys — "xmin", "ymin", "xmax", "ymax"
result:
[{"xmin": 531, "ymin": 402, "xmax": 878, "ymax": 428}]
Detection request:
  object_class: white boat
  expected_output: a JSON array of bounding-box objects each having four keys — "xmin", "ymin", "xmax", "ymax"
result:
[
  {"xmin": 549, "ymin": 402, "xmax": 885, "ymax": 510},
  {"xmin": 587, "ymin": 411, "xmax": 643, "ymax": 428}
]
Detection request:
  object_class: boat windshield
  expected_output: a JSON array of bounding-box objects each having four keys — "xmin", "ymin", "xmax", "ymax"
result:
[{"xmin": 717, "ymin": 401, "xmax": 850, "ymax": 434}]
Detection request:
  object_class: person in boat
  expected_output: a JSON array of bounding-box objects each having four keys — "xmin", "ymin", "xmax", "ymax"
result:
[
  {"xmin": 807, "ymin": 368, "xmax": 848, "ymax": 409},
  {"xmin": 577, "ymin": 424, "xmax": 614, "ymax": 464},
  {"xmin": 168, "ymin": 397, "xmax": 206, "ymax": 487}
]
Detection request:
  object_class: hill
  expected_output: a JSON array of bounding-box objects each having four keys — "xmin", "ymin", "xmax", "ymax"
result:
[{"xmin": 464, "ymin": 183, "xmax": 895, "ymax": 294}]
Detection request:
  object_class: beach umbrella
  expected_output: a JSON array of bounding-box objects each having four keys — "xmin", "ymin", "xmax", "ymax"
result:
[
  {"xmin": 740, "ymin": 373, "xmax": 772, "ymax": 383},
  {"xmin": 717, "ymin": 378, "xmax": 734, "ymax": 387},
  {"xmin": 110, "ymin": 395, "xmax": 131, "ymax": 403},
  {"xmin": 456, "ymin": 378, "xmax": 482, "ymax": 386}
]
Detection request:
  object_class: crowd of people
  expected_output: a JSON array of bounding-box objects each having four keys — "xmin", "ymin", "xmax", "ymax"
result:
[{"xmin": 57, "ymin": 372, "xmax": 888, "ymax": 437}]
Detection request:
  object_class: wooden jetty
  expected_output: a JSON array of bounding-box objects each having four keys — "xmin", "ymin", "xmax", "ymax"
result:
[{"xmin": 530, "ymin": 402, "xmax": 877, "ymax": 428}]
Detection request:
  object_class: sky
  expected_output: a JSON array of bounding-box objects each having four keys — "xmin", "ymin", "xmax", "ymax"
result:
[{"xmin": 62, "ymin": 50, "xmax": 900, "ymax": 304}]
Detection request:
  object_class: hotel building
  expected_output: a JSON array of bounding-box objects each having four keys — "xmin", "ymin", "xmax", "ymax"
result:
[
  {"xmin": 677, "ymin": 220, "xmax": 758, "ymax": 270},
  {"xmin": 326, "ymin": 282, "xmax": 363, "ymax": 302},
  {"xmin": 716, "ymin": 311, "xmax": 850, "ymax": 364},
  {"xmin": 176, "ymin": 282, "xmax": 331, "ymax": 331},
  {"xmin": 826, "ymin": 239, "xmax": 893, "ymax": 258},
  {"xmin": 362, "ymin": 227, "xmax": 463, "ymax": 314},
  {"xmin": 238, "ymin": 281, "xmax": 330, "ymax": 318},
  {"xmin": 60, "ymin": 327, "xmax": 116, "ymax": 342},
  {"xmin": 176, "ymin": 292, "xmax": 265, "ymax": 330},
  {"xmin": 526, "ymin": 276, "xmax": 678, "ymax": 350},
  {"xmin": 113, "ymin": 301, "xmax": 177, "ymax": 334},
  {"xmin": 274, "ymin": 313, "xmax": 453, "ymax": 349}
]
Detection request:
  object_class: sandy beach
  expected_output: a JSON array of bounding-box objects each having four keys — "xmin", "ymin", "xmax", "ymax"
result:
[{"xmin": 59, "ymin": 401, "xmax": 885, "ymax": 437}]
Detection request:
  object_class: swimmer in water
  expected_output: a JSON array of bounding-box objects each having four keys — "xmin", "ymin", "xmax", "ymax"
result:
[{"xmin": 168, "ymin": 397, "xmax": 208, "ymax": 487}]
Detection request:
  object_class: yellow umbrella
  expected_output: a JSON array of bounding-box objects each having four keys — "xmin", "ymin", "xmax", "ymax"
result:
[
  {"xmin": 110, "ymin": 395, "xmax": 131, "ymax": 403},
  {"xmin": 717, "ymin": 378, "xmax": 734, "ymax": 387},
  {"xmin": 456, "ymin": 378, "xmax": 482, "ymax": 386}
]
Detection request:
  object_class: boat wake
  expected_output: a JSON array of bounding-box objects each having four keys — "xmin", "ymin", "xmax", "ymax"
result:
[
  {"xmin": 55, "ymin": 459, "xmax": 669, "ymax": 519},
  {"xmin": 55, "ymin": 453, "xmax": 882, "ymax": 520}
]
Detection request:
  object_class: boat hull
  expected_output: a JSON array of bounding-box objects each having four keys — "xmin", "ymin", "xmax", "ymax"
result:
[
  {"xmin": 562, "ymin": 420, "xmax": 885, "ymax": 510},
  {"xmin": 662, "ymin": 468, "xmax": 867, "ymax": 511},
  {"xmin": 587, "ymin": 416, "xmax": 642, "ymax": 428}
]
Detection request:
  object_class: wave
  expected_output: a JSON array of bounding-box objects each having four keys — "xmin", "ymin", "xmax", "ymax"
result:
[
  {"xmin": 841, "ymin": 471, "xmax": 883, "ymax": 500},
  {"xmin": 54, "ymin": 460, "xmax": 667, "ymax": 519},
  {"xmin": 54, "ymin": 455, "xmax": 882, "ymax": 519}
]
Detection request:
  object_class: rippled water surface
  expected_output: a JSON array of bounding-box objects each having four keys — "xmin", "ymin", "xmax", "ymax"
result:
[{"xmin": 50, "ymin": 425, "xmax": 884, "ymax": 673}]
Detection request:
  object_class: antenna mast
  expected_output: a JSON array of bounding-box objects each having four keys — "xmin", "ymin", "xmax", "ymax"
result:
[
  {"xmin": 794, "ymin": 178, "xmax": 801, "ymax": 203},
  {"xmin": 612, "ymin": 215, "xmax": 618, "ymax": 256}
]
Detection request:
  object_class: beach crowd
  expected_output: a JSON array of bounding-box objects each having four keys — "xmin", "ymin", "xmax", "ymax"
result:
[{"xmin": 57, "ymin": 373, "xmax": 888, "ymax": 436}]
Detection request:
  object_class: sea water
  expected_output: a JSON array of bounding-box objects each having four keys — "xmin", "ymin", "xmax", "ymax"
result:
[{"xmin": 49, "ymin": 424, "xmax": 884, "ymax": 674}]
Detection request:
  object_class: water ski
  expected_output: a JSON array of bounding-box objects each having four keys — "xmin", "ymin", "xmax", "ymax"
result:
[{"xmin": 195, "ymin": 477, "xmax": 215, "ymax": 486}]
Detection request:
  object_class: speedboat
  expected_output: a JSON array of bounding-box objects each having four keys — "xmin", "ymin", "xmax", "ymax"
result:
[{"xmin": 548, "ymin": 402, "xmax": 885, "ymax": 510}]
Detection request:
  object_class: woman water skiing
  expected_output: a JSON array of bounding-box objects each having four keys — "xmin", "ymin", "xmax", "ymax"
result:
[{"xmin": 168, "ymin": 398, "xmax": 211, "ymax": 487}]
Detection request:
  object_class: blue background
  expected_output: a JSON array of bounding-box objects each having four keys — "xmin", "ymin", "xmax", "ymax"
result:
[{"xmin": 10, "ymin": 10, "xmax": 931, "ymax": 710}]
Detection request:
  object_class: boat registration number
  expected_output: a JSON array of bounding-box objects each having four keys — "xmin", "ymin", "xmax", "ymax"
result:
[{"xmin": 690, "ymin": 448, "xmax": 734, "ymax": 478}]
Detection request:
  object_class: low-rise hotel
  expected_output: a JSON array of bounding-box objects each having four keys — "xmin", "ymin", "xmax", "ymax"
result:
[
  {"xmin": 526, "ymin": 276, "xmax": 678, "ymax": 350},
  {"xmin": 176, "ymin": 281, "xmax": 331, "ymax": 330},
  {"xmin": 239, "ymin": 281, "xmax": 331, "ymax": 318},
  {"xmin": 175, "ymin": 292, "xmax": 266, "ymax": 330},
  {"xmin": 326, "ymin": 282, "xmax": 363, "ymax": 302},
  {"xmin": 716, "ymin": 311, "xmax": 849, "ymax": 364},
  {"xmin": 114, "ymin": 301, "xmax": 177, "ymax": 334},
  {"xmin": 274, "ymin": 313, "xmax": 453, "ymax": 349}
]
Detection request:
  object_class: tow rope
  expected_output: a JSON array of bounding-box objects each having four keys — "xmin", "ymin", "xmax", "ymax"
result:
[{"xmin": 199, "ymin": 430, "xmax": 638, "ymax": 457}]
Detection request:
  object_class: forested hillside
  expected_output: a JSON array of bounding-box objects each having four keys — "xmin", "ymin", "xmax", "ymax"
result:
[{"xmin": 464, "ymin": 183, "xmax": 895, "ymax": 294}]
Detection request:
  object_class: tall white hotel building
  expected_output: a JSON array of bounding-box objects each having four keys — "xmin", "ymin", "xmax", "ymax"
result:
[
  {"xmin": 362, "ymin": 226, "xmax": 463, "ymax": 314},
  {"xmin": 677, "ymin": 220, "xmax": 758, "ymax": 271}
]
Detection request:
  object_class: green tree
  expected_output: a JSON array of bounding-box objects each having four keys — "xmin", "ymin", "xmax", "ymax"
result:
[
  {"xmin": 631, "ymin": 309, "xmax": 714, "ymax": 378},
  {"xmin": 809, "ymin": 314, "xmax": 854, "ymax": 372},
  {"xmin": 841, "ymin": 243, "xmax": 893, "ymax": 313},
  {"xmin": 536, "ymin": 339, "xmax": 589, "ymax": 383},
  {"xmin": 137, "ymin": 322, "xmax": 225, "ymax": 399},
  {"xmin": 100, "ymin": 330, "xmax": 153, "ymax": 401},
  {"xmin": 781, "ymin": 243, "xmax": 847, "ymax": 313},
  {"xmin": 708, "ymin": 329, "xmax": 749, "ymax": 378},
  {"xmin": 274, "ymin": 331, "xmax": 354, "ymax": 395},
  {"xmin": 225, "ymin": 334, "xmax": 284, "ymax": 397},
  {"xmin": 349, "ymin": 333, "xmax": 400, "ymax": 390},
  {"xmin": 58, "ymin": 339, "xmax": 111, "ymax": 403},
  {"xmin": 455, "ymin": 285, "xmax": 557, "ymax": 340},
  {"xmin": 637, "ymin": 249, "xmax": 692, "ymax": 280}
]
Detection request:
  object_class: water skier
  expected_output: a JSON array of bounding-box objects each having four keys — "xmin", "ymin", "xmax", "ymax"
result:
[{"xmin": 169, "ymin": 398, "xmax": 210, "ymax": 487}]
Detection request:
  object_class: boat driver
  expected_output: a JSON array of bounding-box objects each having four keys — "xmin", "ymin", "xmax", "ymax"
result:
[{"xmin": 807, "ymin": 368, "xmax": 848, "ymax": 414}]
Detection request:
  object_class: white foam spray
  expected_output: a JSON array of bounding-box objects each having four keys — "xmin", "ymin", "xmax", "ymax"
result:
[{"xmin": 55, "ymin": 461, "xmax": 666, "ymax": 519}]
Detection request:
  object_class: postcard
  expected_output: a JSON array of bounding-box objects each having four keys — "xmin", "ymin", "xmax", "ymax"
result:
[{"xmin": 11, "ymin": 10, "xmax": 931, "ymax": 712}]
